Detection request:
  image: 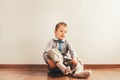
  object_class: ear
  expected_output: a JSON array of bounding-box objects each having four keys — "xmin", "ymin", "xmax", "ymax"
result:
[
  {"xmin": 54, "ymin": 30, "xmax": 56, "ymax": 34},
  {"xmin": 54, "ymin": 30, "xmax": 56, "ymax": 36}
]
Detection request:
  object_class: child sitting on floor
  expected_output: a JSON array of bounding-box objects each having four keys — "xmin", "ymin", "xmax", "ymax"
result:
[{"xmin": 43, "ymin": 22, "xmax": 91, "ymax": 79}]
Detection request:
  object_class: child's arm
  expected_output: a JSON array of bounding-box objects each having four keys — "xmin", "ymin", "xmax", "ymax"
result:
[
  {"xmin": 67, "ymin": 41, "xmax": 84, "ymax": 65},
  {"xmin": 67, "ymin": 41, "xmax": 77, "ymax": 58}
]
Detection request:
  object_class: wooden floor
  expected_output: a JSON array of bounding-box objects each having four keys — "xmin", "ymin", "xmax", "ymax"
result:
[{"xmin": 0, "ymin": 68, "xmax": 120, "ymax": 80}]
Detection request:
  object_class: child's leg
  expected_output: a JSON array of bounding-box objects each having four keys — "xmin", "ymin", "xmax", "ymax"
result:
[
  {"xmin": 47, "ymin": 49, "xmax": 71, "ymax": 75},
  {"xmin": 63, "ymin": 57, "xmax": 84, "ymax": 72},
  {"xmin": 72, "ymin": 58, "xmax": 84, "ymax": 71},
  {"xmin": 72, "ymin": 58, "xmax": 91, "ymax": 79},
  {"xmin": 47, "ymin": 49, "xmax": 63, "ymax": 63}
]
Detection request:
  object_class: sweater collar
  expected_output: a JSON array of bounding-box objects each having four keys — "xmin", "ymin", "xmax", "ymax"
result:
[{"xmin": 53, "ymin": 37, "xmax": 65, "ymax": 42}]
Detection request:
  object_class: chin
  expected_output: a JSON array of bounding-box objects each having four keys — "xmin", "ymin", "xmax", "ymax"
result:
[
  {"xmin": 60, "ymin": 38, "xmax": 65, "ymax": 40},
  {"xmin": 57, "ymin": 37, "xmax": 65, "ymax": 40}
]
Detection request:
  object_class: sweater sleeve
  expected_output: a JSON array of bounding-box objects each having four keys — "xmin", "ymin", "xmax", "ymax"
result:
[{"xmin": 67, "ymin": 41, "xmax": 78, "ymax": 58}]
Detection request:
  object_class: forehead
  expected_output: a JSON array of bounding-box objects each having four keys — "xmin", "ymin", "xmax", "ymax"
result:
[{"xmin": 57, "ymin": 25, "xmax": 67, "ymax": 30}]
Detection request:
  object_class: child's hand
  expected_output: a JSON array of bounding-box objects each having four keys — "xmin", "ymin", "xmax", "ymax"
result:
[
  {"xmin": 47, "ymin": 59, "xmax": 56, "ymax": 68},
  {"xmin": 71, "ymin": 58, "xmax": 78, "ymax": 65}
]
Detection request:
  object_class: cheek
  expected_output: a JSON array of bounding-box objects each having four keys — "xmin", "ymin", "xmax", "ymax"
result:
[
  {"xmin": 55, "ymin": 32, "xmax": 60, "ymax": 37},
  {"xmin": 55, "ymin": 32, "xmax": 58, "ymax": 36}
]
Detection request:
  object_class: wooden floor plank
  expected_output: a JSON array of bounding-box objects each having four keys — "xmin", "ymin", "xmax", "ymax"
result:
[{"xmin": 0, "ymin": 68, "xmax": 120, "ymax": 80}]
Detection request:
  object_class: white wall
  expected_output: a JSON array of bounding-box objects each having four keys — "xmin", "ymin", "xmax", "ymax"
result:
[{"xmin": 0, "ymin": 0, "xmax": 120, "ymax": 64}]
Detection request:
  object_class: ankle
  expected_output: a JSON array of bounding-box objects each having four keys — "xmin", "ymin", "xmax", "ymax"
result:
[{"xmin": 64, "ymin": 66, "xmax": 71, "ymax": 75}]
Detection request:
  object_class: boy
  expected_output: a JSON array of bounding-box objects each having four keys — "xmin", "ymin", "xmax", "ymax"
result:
[{"xmin": 43, "ymin": 22, "xmax": 91, "ymax": 78}]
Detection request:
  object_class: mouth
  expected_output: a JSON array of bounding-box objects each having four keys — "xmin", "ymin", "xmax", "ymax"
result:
[
  {"xmin": 60, "ymin": 36, "xmax": 65, "ymax": 39},
  {"xmin": 61, "ymin": 35, "xmax": 65, "ymax": 37}
]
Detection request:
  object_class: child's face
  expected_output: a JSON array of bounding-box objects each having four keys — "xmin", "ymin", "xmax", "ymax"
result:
[{"xmin": 54, "ymin": 25, "xmax": 67, "ymax": 40}]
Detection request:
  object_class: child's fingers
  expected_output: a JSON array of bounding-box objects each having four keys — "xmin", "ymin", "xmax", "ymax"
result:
[{"xmin": 71, "ymin": 58, "xmax": 78, "ymax": 65}]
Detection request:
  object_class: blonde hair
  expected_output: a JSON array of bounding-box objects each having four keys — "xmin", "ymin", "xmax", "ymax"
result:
[{"xmin": 55, "ymin": 22, "xmax": 67, "ymax": 31}]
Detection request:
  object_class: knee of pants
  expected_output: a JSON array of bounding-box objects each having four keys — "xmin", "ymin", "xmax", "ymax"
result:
[
  {"xmin": 47, "ymin": 49, "xmax": 56, "ymax": 56},
  {"xmin": 47, "ymin": 49, "xmax": 62, "ymax": 57},
  {"xmin": 47, "ymin": 49, "xmax": 63, "ymax": 62}
]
